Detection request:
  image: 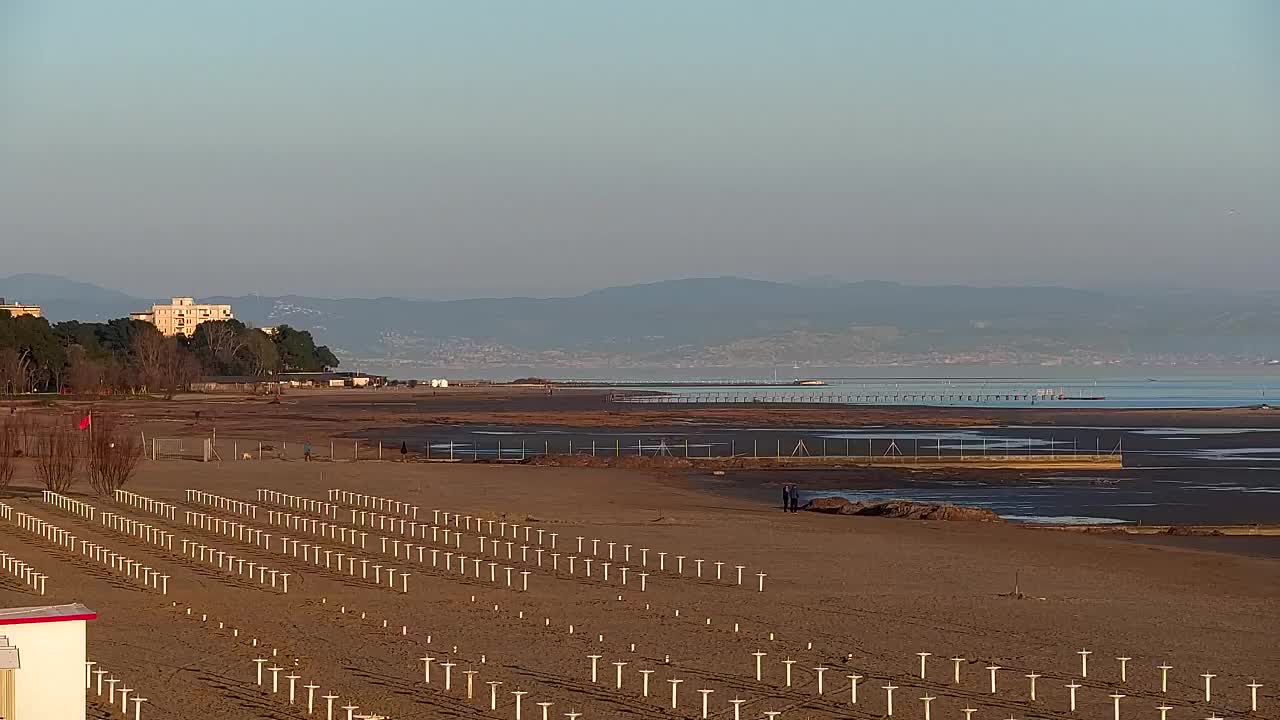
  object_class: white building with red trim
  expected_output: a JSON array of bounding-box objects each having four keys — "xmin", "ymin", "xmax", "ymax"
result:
[{"xmin": 0, "ymin": 603, "xmax": 95, "ymax": 720}]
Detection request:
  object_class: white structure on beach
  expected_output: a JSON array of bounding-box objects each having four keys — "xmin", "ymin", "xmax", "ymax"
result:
[{"xmin": 0, "ymin": 603, "xmax": 96, "ymax": 720}]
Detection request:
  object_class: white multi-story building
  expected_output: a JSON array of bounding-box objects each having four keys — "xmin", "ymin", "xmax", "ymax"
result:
[
  {"xmin": 0, "ymin": 298, "xmax": 42, "ymax": 319},
  {"xmin": 130, "ymin": 297, "xmax": 233, "ymax": 337}
]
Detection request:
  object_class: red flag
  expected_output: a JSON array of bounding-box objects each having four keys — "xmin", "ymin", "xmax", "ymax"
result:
[{"xmin": 78, "ymin": 414, "xmax": 92, "ymax": 431}]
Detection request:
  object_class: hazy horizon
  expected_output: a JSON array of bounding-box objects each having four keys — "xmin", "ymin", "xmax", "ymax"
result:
[{"xmin": 2, "ymin": 2, "xmax": 1277, "ymax": 298}]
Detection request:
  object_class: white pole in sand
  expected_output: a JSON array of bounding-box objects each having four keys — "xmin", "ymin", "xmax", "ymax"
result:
[
  {"xmin": 884, "ymin": 684, "xmax": 899, "ymax": 716},
  {"xmin": 1157, "ymin": 706, "xmax": 1173, "ymax": 720},
  {"xmin": 463, "ymin": 670, "xmax": 478, "ymax": 699},
  {"xmin": 1201, "ymin": 674, "xmax": 1216, "ymax": 703},
  {"xmin": 962, "ymin": 709, "xmax": 977, "ymax": 720},
  {"xmin": 918, "ymin": 652, "xmax": 931, "ymax": 679},
  {"xmin": 1110, "ymin": 694, "xmax": 1125, "ymax": 720},
  {"xmin": 669, "ymin": 679, "xmax": 684, "ymax": 709},
  {"xmin": 487, "ymin": 681, "xmax": 503, "ymax": 710},
  {"xmin": 752, "ymin": 652, "xmax": 767, "ymax": 681},
  {"xmin": 986, "ymin": 665, "xmax": 1001, "ymax": 694},
  {"xmin": 1066, "ymin": 682, "xmax": 1081, "ymax": 712},
  {"xmin": 699, "ymin": 689, "xmax": 714, "ymax": 719},
  {"xmin": 305, "ymin": 684, "xmax": 320, "ymax": 714},
  {"xmin": 730, "ymin": 698, "xmax": 746, "ymax": 720},
  {"xmin": 1079, "ymin": 650, "xmax": 1092, "ymax": 678},
  {"xmin": 783, "ymin": 659, "xmax": 796, "ymax": 687},
  {"xmin": 814, "ymin": 667, "xmax": 829, "ymax": 695},
  {"xmin": 613, "ymin": 661, "xmax": 627, "ymax": 690},
  {"xmin": 1117, "ymin": 657, "xmax": 1131, "ymax": 683},
  {"xmin": 951, "ymin": 657, "xmax": 965, "ymax": 684},
  {"xmin": 323, "ymin": 695, "xmax": 339, "ymax": 720},
  {"xmin": 640, "ymin": 670, "xmax": 654, "ymax": 697},
  {"xmin": 513, "ymin": 690, "xmax": 528, "ymax": 720},
  {"xmin": 441, "ymin": 662, "xmax": 456, "ymax": 691},
  {"xmin": 420, "ymin": 656, "xmax": 434, "ymax": 683},
  {"xmin": 1158, "ymin": 664, "xmax": 1173, "ymax": 693},
  {"xmin": 1247, "ymin": 681, "xmax": 1263, "ymax": 712},
  {"xmin": 588, "ymin": 655, "xmax": 602, "ymax": 683},
  {"xmin": 847, "ymin": 674, "xmax": 862, "ymax": 704},
  {"xmin": 1026, "ymin": 673, "xmax": 1041, "ymax": 701},
  {"xmin": 537, "ymin": 702, "xmax": 553, "ymax": 720},
  {"xmin": 921, "ymin": 696, "xmax": 936, "ymax": 720}
]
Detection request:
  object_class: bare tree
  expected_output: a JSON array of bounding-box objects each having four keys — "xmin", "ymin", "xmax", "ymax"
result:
[
  {"xmin": 0, "ymin": 418, "xmax": 16, "ymax": 493},
  {"xmin": 132, "ymin": 332, "xmax": 199, "ymax": 399},
  {"xmin": 243, "ymin": 329, "xmax": 279, "ymax": 377},
  {"xmin": 0, "ymin": 348, "xmax": 32, "ymax": 395},
  {"xmin": 34, "ymin": 416, "xmax": 81, "ymax": 493},
  {"xmin": 66, "ymin": 345, "xmax": 105, "ymax": 395},
  {"xmin": 86, "ymin": 414, "xmax": 142, "ymax": 497},
  {"xmin": 201, "ymin": 322, "xmax": 248, "ymax": 369}
]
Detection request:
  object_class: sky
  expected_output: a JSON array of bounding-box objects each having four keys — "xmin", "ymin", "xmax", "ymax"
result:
[{"xmin": 1, "ymin": 1, "xmax": 1277, "ymax": 299}]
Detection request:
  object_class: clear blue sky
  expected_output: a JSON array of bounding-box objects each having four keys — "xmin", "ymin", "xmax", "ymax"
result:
[{"xmin": 1, "ymin": 1, "xmax": 1276, "ymax": 298}]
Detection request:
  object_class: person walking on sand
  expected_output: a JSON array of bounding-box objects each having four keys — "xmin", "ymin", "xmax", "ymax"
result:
[
  {"xmin": 400, "ymin": 440, "xmax": 408, "ymax": 461},
  {"xmin": 782, "ymin": 483, "xmax": 791, "ymax": 512},
  {"xmin": 303, "ymin": 440, "xmax": 312, "ymax": 462}
]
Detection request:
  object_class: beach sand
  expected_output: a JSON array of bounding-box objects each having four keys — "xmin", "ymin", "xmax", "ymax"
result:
[{"xmin": 1, "ymin": 458, "xmax": 1275, "ymax": 719}]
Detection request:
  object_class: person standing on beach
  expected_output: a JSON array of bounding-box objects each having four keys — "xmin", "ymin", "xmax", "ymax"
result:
[
  {"xmin": 782, "ymin": 484, "xmax": 790, "ymax": 512},
  {"xmin": 401, "ymin": 440, "xmax": 408, "ymax": 460},
  {"xmin": 303, "ymin": 440, "xmax": 312, "ymax": 462},
  {"xmin": 790, "ymin": 485, "xmax": 800, "ymax": 513}
]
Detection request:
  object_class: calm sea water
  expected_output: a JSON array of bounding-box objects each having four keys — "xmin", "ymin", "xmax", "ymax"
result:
[{"xmin": 608, "ymin": 375, "xmax": 1278, "ymax": 409}]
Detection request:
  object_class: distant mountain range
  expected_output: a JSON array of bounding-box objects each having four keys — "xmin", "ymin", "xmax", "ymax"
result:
[{"xmin": 5, "ymin": 273, "xmax": 1280, "ymax": 369}]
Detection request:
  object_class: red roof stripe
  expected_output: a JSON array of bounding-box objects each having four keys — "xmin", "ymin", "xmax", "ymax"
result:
[{"xmin": 0, "ymin": 613, "xmax": 97, "ymax": 626}]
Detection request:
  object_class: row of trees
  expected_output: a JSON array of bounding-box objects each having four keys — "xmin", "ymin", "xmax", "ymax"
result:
[
  {"xmin": 0, "ymin": 413, "xmax": 142, "ymax": 496},
  {"xmin": 0, "ymin": 312, "xmax": 338, "ymax": 396}
]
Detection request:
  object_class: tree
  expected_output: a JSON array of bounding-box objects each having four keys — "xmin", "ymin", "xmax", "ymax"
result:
[
  {"xmin": 34, "ymin": 416, "xmax": 81, "ymax": 493},
  {"xmin": 132, "ymin": 330, "xmax": 200, "ymax": 399},
  {"xmin": 0, "ymin": 417, "xmax": 16, "ymax": 492},
  {"xmin": 86, "ymin": 414, "xmax": 143, "ymax": 497},
  {"xmin": 272, "ymin": 325, "xmax": 339, "ymax": 372},
  {"xmin": 0, "ymin": 347, "xmax": 32, "ymax": 395},
  {"xmin": 190, "ymin": 319, "xmax": 250, "ymax": 374},
  {"xmin": 243, "ymin": 329, "xmax": 279, "ymax": 377},
  {"xmin": 66, "ymin": 344, "xmax": 106, "ymax": 395}
]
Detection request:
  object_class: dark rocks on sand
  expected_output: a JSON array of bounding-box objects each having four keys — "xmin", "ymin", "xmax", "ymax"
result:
[{"xmin": 803, "ymin": 496, "xmax": 1001, "ymax": 522}]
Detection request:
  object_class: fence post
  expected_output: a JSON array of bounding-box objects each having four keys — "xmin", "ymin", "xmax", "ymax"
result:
[
  {"xmin": 258, "ymin": 442, "xmax": 262, "ymax": 460},
  {"xmin": 330, "ymin": 440, "xmax": 334, "ymax": 459},
  {"xmin": 379, "ymin": 442, "xmax": 382, "ymax": 460}
]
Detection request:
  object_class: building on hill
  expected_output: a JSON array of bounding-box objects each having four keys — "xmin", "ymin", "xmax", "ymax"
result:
[
  {"xmin": 130, "ymin": 297, "xmax": 233, "ymax": 336},
  {"xmin": 0, "ymin": 298, "xmax": 42, "ymax": 318},
  {"xmin": 0, "ymin": 603, "xmax": 96, "ymax": 720}
]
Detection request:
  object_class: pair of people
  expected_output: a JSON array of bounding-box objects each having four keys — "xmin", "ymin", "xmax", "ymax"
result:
[{"xmin": 781, "ymin": 483, "xmax": 800, "ymax": 513}]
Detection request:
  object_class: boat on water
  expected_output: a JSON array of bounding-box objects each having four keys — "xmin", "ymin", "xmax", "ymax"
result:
[
  {"xmin": 794, "ymin": 379, "xmax": 827, "ymax": 386},
  {"xmin": 1057, "ymin": 394, "xmax": 1107, "ymax": 401}
]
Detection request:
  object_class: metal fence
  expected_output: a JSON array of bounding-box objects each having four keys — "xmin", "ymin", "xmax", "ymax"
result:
[{"xmin": 160, "ymin": 433, "xmax": 1123, "ymax": 465}]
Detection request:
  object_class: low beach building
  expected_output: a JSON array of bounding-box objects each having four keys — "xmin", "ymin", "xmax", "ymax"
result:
[
  {"xmin": 130, "ymin": 296, "xmax": 233, "ymax": 336},
  {"xmin": 0, "ymin": 603, "xmax": 96, "ymax": 720}
]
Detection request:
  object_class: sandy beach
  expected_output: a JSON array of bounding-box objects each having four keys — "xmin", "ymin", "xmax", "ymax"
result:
[{"xmin": 1, "ymin": 454, "xmax": 1276, "ymax": 720}]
